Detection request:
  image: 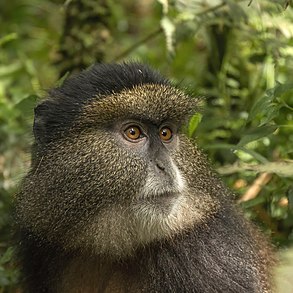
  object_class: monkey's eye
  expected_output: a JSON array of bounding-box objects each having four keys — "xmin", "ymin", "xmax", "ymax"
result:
[
  {"xmin": 159, "ymin": 127, "xmax": 173, "ymax": 142},
  {"xmin": 124, "ymin": 126, "xmax": 143, "ymax": 141}
]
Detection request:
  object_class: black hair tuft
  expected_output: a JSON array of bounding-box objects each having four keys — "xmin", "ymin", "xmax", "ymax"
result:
[{"xmin": 33, "ymin": 63, "xmax": 169, "ymax": 147}]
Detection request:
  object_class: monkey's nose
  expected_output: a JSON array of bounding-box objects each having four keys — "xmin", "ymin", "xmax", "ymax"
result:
[
  {"xmin": 156, "ymin": 160, "xmax": 165, "ymax": 172},
  {"xmin": 154, "ymin": 159, "xmax": 176, "ymax": 185}
]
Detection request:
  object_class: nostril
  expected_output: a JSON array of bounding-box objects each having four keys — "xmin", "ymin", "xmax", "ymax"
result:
[{"xmin": 156, "ymin": 162, "xmax": 165, "ymax": 172}]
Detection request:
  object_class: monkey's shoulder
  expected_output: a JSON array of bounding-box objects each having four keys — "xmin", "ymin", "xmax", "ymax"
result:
[{"xmin": 21, "ymin": 205, "xmax": 272, "ymax": 293}]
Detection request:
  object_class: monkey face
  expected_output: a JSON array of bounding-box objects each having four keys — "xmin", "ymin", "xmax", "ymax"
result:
[
  {"xmin": 37, "ymin": 85, "xmax": 215, "ymax": 257},
  {"xmin": 113, "ymin": 119, "xmax": 185, "ymax": 205},
  {"xmin": 16, "ymin": 65, "xmax": 219, "ymax": 258}
]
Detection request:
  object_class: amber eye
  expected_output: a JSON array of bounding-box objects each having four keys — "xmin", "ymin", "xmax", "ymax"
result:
[
  {"xmin": 160, "ymin": 127, "xmax": 173, "ymax": 142},
  {"xmin": 124, "ymin": 126, "xmax": 142, "ymax": 141}
]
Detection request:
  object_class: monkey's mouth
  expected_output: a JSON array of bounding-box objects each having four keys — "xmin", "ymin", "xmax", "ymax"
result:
[{"xmin": 142, "ymin": 191, "xmax": 180, "ymax": 206}]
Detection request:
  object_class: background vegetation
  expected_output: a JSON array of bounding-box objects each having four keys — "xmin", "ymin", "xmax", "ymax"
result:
[{"xmin": 0, "ymin": 0, "xmax": 292, "ymax": 292}]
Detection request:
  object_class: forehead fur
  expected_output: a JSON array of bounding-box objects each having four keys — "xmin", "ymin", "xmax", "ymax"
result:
[
  {"xmin": 81, "ymin": 84, "xmax": 198, "ymax": 125},
  {"xmin": 33, "ymin": 62, "xmax": 196, "ymax": 145}
]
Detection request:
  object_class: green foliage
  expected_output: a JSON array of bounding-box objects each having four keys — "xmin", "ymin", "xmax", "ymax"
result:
[
  {"xmin": 0, "ymin": 0, "xmax": 292, "ymax": 291},
  {"xmin": 188, "ymin": 113, "xmax": 202, "ymax": 138},
  {"xmin": 0, "ymin": 248, "xmax": 19, "ymax": 288}
]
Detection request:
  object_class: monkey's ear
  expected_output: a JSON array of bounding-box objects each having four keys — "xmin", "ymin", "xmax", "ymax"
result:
[
  {"xmin": 33, "ymin": 100, "xmax": 54, "ymax": 145},
  {"xmin": 33, "ymin": 97, "xmax": 79, "ymax": 146}
]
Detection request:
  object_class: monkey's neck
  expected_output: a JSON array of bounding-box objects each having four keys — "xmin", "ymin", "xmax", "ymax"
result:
[
  {"xmin": 59, "ymin": 255, "xmax": 139, "ymax": 293},
  {"xmin": 55, "ymin": 208, "xmax": 271, "ymax": 293}
]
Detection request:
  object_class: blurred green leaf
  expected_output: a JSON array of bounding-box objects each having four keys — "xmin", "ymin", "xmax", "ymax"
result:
[
  {"xmin": 259, "ymin": 103, "xmax": 282, "ymax": 126},
  {"xmin": 55, "ymin": 72, "xmax": 70, "ymax": 87},
  {"xmin": 0, "ymin": 248, "xmax": 14, "ymax": 265},
  {"xmin": 188, "ymin": 113, "xmax": 202, "ymax": 137},
  {"xmin": 240, "ymin": 196, "xmax": 266, "ymax": 209},
  {"xmin": 237, "ymin": 125, "xmax": 278, "ymax": 147},
  {"xmin": 274, "ymin": 82, "xmax": 293, "ymax": 97},
  {"xmin": 0, "ymin": 33, "xmax": 17, "ymax": 47},
  {"xmin": 235, "ymin": 147, "xmax": 269, "ymax": 164},
  {"xmin": 248, "ymin": 82, "xmax": 293, "ymax": 124},
  {"xmin": 247, "ymin": 93, "xmax": 274, "ymax": 123},
  {"xmin": 15, "ymin": 95, "xmax": 38, "ymax": 118}
]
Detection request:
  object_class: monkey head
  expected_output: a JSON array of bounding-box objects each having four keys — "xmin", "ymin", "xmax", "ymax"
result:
[{"xmin": 16, "ymin": 63, "xmax": 224, "ymax": 258}]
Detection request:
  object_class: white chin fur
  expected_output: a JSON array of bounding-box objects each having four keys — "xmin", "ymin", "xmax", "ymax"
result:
[
  {"xmin": 131, "ymin": 161, "xmax": 190, "ymax": 243},
  {"xmin": 71, "ymin": 162, "xmax": 216, "ymax": 258}
]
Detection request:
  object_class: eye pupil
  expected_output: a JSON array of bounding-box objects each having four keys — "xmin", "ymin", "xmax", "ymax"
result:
[{"xmin": 129, "ymin": 128, "xmax": 136, "ymax": 135}]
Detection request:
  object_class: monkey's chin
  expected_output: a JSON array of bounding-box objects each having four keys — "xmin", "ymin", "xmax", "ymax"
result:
[
  {"xmin": 70, "ymin": 191, "xmax": 214, "ymax": 259},
  {"xmin": 129, "ymin": 193, "xmax": 194, "ymax": 244}
]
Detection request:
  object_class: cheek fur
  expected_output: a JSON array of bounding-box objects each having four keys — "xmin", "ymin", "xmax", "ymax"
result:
[
  {"xmin": 17, "ymin": 134, "xmax": 147, "ymax": 242},
  {"xmin": 72, "ymin": 131, "xmax": 148, "ymax": 199}
]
